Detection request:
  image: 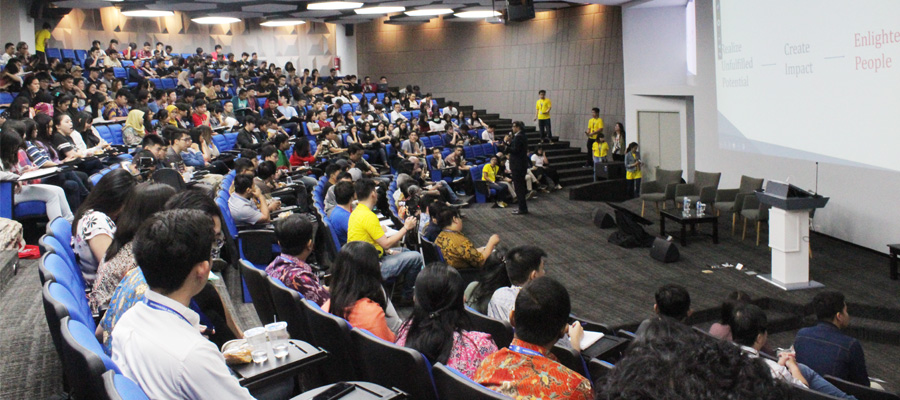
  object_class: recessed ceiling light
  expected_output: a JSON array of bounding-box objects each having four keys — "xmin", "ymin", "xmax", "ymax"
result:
[
  {"xmin": 354, "ymin": 6, "xmax": 406, "ymax": 15},
  {"xmin": 121, "ymin": 10, "xmax": 175, "ymax": 18},
  {"xmin": 191, "ymin": 16, "xmax": 241, "ymax": 24},
  {"xmin": 404, "ymin": 8, "xmax": 454, "ymax": 16},
  {"xmin": 260, "ymin": 19, "xmax": 307, "ymax": 27},
  {"xmin": 307, "ymin": 2, "xmax": 364, "ymax": 10},
  {"xmin": 454, "ymin": 10, "xmax": 501, "ymax": 18}
]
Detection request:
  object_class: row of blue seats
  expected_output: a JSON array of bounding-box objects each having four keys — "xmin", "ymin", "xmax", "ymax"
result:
[
  {"xmin": 39, "ymin": 217, "xmax": 150, "ymax": 399},
  {"xmin": 45, "ymin": 48, "xmax": 197, "ymax": 65}
]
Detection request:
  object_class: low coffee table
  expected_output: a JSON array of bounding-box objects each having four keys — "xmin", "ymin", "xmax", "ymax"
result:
[{"xmin": 659, "ymin": 209, "xmax": 719, "ymax": 246}]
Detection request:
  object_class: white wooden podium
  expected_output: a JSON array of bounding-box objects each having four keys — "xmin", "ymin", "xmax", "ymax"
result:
[{"xmin": 755, "ymin": 181, "xmax": 829, "ymax": 291}]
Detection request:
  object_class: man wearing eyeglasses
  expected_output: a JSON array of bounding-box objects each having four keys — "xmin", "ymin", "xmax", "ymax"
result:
[{"xmin": 164, "ymin": 128, "xmax": 194, "ymax": 173}]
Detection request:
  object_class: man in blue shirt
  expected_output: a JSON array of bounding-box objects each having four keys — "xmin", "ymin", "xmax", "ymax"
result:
[
  {"xmin": 327, "ymin": 181, "xmax": 354, "ymax": 246},
  {"xmin": 794, "ymin": 291, "xmax": 870, "ymax": 387}
]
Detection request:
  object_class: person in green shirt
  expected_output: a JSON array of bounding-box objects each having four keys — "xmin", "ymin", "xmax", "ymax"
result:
[{"xmin": 271, "ymin": 133, "xmax": 291, "ymax": 169}]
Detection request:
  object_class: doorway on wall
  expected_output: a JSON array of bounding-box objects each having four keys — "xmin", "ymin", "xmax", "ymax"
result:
[{"xmin": 637, "ymin": 111, "xmax": 681, "ymax": 181}]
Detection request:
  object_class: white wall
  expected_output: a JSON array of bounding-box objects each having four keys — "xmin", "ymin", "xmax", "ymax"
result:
[
  {"xmin": 623, "ymin": 0, "xmax": 900, "ymax": 252},
  {"xmin": 334, "ymin": 24, "xmax": 358, "ymax": 76},
  {"xmin": 0, "ymin": 0, "xmax": 35, "ymax": 50}
]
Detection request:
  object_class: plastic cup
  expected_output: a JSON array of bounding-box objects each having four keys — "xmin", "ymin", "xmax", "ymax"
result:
[
  {"xmin": 244, "ymin": 327, "xmax": 269, "ymax": 363},
  {"xmin": 265, "ymin": 321, "xmax": 290, "ymax": 358}
]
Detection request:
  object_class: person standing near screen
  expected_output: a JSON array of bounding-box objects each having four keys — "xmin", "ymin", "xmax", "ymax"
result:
[
  {"xmin": 533, "ymin": 90, "xmax": 552, "ymax": 144},
  {"xmin": 508, "ymin": 121, "xmax": 530, "ymax": 215},
  {"xmin": 625, "ymin": 142, "xmax": 642, "ymax": 198},
  {"xmin": 585, "ymin": 107, "xmax": 603, "ymax": 167}
]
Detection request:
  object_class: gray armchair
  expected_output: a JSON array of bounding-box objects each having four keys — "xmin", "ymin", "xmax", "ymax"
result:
[
  {"xmin": 740, "ymin": 194, "xmax": 770, "ymax": 246},
  {"xmin": 639, "ymin": 168, "xmax": 683, "ymax": 217},
  {"xmin": 715, "ymin": 175, "xmax": 765, "ymax": 234},
  {"xmin": 675, "ymin": 171, "xmax": 722, "ymax": 209}
]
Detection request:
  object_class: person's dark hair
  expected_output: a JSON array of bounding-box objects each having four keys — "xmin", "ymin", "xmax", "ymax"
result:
[
  {"xmin": 0, "ymin": 126, "xmax": 23, "ymax": 170},
  {"xmin": 293, "ymin": 138, "xmax": 311, "ymax": 157},
  {"xmin": 730, "ymin": 303, "xmax": 768, "ymax": 348},
  {"xmin": 141, "ymin": 134, "xmax": 164, "ymax": 148},
  {"xmin": 275, "ymin": 214, "xmax": 313, "ymax": 256},
  {"xmin": 105, "ymin": 183, "xmax": 177, "ymax": 260},
  {"xmin": 600, "ymin": 319, "xmax": 790, "ymax": 400},
  {"xmin": 347, "ymin": 143, "xmax": 364, "ymax": 155},
  {"xmin": 260, "ymin": 144, "xmax": 277, "ymax": 160},
  {"xmin": 72, "ymin": 168, "xmax": 137, "ymax": 234},
  {"xmin": 271, "ymin": 133, "xmax": 288, "ymax": 148},
  {"xmin": 239, "ymin": 149, "xmax": 257, "ymax": 160},
  {"xmin": 513, "ymin": 277, "xmax": 570, "ymax": 346},
  {"xmin": 655, "ymin": 284, "xmax": 691, "ymax": 321},
  {"xmin": 164, "ymin": 189, "xmax": 222, "ymax": 221},
  {"xmin": 336, "ymin": 171, "xmax": 352, "ymax": 181},
  {"xmin": 719, "ymin": 290, "xmax": 752, "ymax": 326},
  {"xmin": 325, "ymin": 163, "xmax": 343, "ymax": 178},
  {"xmin": 232, "ymin": 156, "xmax": 254, "ymax": 174},
  {"xmin": 538, "ymin": 89, "xmax": 546, "ymax": 95},
  {"xmin": 811, "ymin": 290, "xmax": 846, "ymax": 322},
  {"xmin": 233, "ymin": 174, "xmax": 254, "ymax": 194},
  {"xmin": 257, "ymin": 160, "xmax": 276, "ymax": 180},
  {"xmin": 402, "ymin": 263, "xmax": 471, "ymax": 364},
  {"xmin": 626, "ymin": 141, "xmax": 639, "ymax": 152},
  {"xmin": 134, "ymin": 210, "xmax": 215, "ymax": 294},
  {"xmin": 468, "ymin": 254, "xmax": 511, "ymax": 309},
  {"xmin": 353, "ymin": 178, "xmax": 377, "ymax": 202},
  {"xmin": 243, "ymin": 115, "xmax": 257, "ymax": 128},
  {"xmin": 334, "ymin": 181, "xmax": 354, "ymax": 206},
  {"xmin": 435, "ymin": 207, "xmax": 460, "ymax": 229},
  {"xmin": 505, "ymin": 245, "xmax": 546, "ymax": 285},
  {"xmin": 592, "ymin": 107, "xmax": 600, "ymax": 113},
  {"xmin": 329, "ymin": 241, "xmax": 386, "ymax": 319}
]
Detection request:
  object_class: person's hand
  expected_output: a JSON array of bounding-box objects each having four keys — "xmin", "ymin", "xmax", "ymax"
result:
[
  {"xmin": 777, "ymin": 352, "xmax": 795, "ymax": 367},
  {"xmin": 252, "ymin": 185, "xmax": 264, "ymax": 199},
  {"xmin": 568, "ymin": 321, "xmax": 584, "ymax": 352},
  {"xmin": 403, "ymin": 216, "xmax": 418, "ymax": 231},
  {"xmin": 14, "ymin": 183, "xmax": 22, "ymax": 194},
  {"xmin": 488, "ymin": 234, "xmax": 500, "ymax": 246},
  {"xmin": 63, "ymin": 154, "xmax": 78, "ymax": 162},
  {"xmin": 269, "ymin": 199, "xmax": 282, "ymax": 210}
]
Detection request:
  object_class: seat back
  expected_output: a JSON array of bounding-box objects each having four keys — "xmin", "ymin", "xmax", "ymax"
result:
[
  {"xmin": 101, "ymin": 370, "xmax": 150, "ymax": 400},
  {"xmin": 738, "ymin": 175, "xmax": 765, "ymax": 193},
  {"xmin": 60, "ymin": 317, "xmax": 120, "ymax": 399},
  {"xmin": 40, "ymin": 253, "xmax": 92, "ymax": 330},
  {"xmin": 302, "ymin": 299, "xmax": 360, "ymax": 382},
  {"xmin": 151, "ymin": 168, "xmax": 186, "ymax": 191},
  {"xmin": 48, "ymin": 217, "xmax": 76, "ymax": 261},
  {"xmin": 432, "ymin": 363, "xmax": 510, "ymax": 399},
  {"xmin": 108, "ymin": 124, "xmax": 125, "ymax": 145},
  {"xmin": 39, "ymin": 235, "xmax": 84, "ymax": 292},
  {"xmin": 350, "ymin": 328, "xmax": 439, "ymax": 400},
  {"xmin": 465, "ymin": 307, "xmax": 514, "ymax": 349},
  {"xmin": 693, "ymin": 170, "xmax": 721, "ymax": 189},
  {"xmin": 824, "ymin": 376, "xmax": 900, "ymax": 400},
  {"xmin": 654, "ymin": 167, "xmax": 683, "ymax": 186},
  {"xmin": 419, "ymin": 238, "xmax": 443, "ymax": 264},
  {"xmin": 239, "ymin": 260, "xmax": 277, "ymax": 325},
  {"xmin": 42, "ymin": 281, "xmax": 76, "ymax": 368},
  {"xmin": 268, "ymin": 277, "xmax": 314, "ymax": 343}
]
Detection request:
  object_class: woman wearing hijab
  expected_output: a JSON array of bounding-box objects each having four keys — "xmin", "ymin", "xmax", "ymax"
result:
[{"xmin": 121, "ymin": 109, "xmax": 146, "ymax": 146}]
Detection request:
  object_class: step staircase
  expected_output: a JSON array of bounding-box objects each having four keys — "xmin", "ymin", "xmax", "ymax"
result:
[{"xmin": 436, "ymin": 99, "xmax": 594, "ymax": 187}]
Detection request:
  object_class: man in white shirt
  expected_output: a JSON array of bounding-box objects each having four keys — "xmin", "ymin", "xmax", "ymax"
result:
[
  {"xmin": 441, "ymin": 101, "xmax": 458, "ymax": 117},
  {"xmin": 390, "ymin": 103, "xmax": 407, "ymax": 124},
  {"xmin": 0, "ymin": 43, "xmax": 14, "ymax": 66},
  {"xmin": 487, "ymin": 246, "xmax": 546, "ymax": 321},
  {"xmin": 111, "ymin": 210, "xmax": 254, "ymax": 399}
]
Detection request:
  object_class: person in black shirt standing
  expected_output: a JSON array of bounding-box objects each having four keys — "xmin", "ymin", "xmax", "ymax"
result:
[{"xmin": 507, "ymin": 121, "xmax": 529, "ymax": 215}]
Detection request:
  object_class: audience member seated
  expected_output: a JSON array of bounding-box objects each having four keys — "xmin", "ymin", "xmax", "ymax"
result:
[
  {"xmin": 464, "ymin": 258, "xmax": 510, "ymax": 315},
  {"xmin": 324, "ymin": 171, "xmax": 352, "ymax": 216},
  {"xmin": 236, "ymin": 116, "xmax": 264, "ymax": 150},
  {"xmin": 324, "ymin": 242, "xmax": 396, "ymax": 341},
  {"xmin": 99, "ymin": 190, "xmax": 241, "ymax": 354},
  {"xmin": 328, "ymin": 181, "xmax": 354, "ymax": 246},
  {"xmin": 89, "ymin": 183, "xmax": 175, "ymax": 313},
  {"xmin": 709, "ymin": 290, "xmax": 752, "ymax": 341},
  {"xmin": 396, "ymin": 263, "xmax": 498, "ymax": 379},
  {"xmin": 598, "ymin": 318, "xmax": 791, "ymax": 400},
  {"xmin": 731, "ymin": 303, "xmax": 856, "ymax": 399},
  {"xmin": 111, "ymin": 209, "xmax": 254, "ymax": 399},
  {"xmin": 347, "ymin": 178, "xmax": 424, "ymax": 302},
  {"xmin": 229, "ymin": 174, "xmax": 278, "ymax": 226},
  {"xmin": 72, "ymin": 168, "xmax": 137, "ymax": 284},
  {"xmin": 474, "ymin": 277, "xmax": 592, "ymax": 399},
  {"xmin": 487, "ymin": 245, "xmax": 545, "ymax": 322},
  {"xmin": 634, "ymin": 283, "xmax": 692, "ymax": 337},
  {"xmin": 483, "ymin": 155, "xmax": 514, "ymax": 208},
  {"xmin": 266, "ymin": 214, "xmax": 329, "ymax": 306},
  {"xmin": 434, "ymin": 207, "xmax": 500, "ymax": 270},
  {"xmin": 0, "ymin": 126, "xmax": 74, "ymax": 222},
  {"xmin": 421, "ymin": 201, "xmax": 445, "ymax": 242},
  {"xmin": 794, "ymin": 291, "xmax": 871, "ymax": 387}
]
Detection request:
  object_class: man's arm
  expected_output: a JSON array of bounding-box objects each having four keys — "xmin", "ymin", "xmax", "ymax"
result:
[
  {"xmin": 847, "ymin": 340, "xmax": 870, "ymax": 387},
  {"xmin": 374, "ymin": 216, "xmax": 417, "ymax": 250},
  {"xmin": 253, "ymin": 187, "xmax": 272, "ymax": 223}
]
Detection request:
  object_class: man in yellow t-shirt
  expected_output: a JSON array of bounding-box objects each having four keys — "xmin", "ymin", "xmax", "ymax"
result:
[
  {"xmin": 35, "ymin": 23, "xmax": 52, "ymax": 63},
  {"xmin": 585, "ymin": 107, "xmax": 604, "ymax": 167},
  {"xmin": 346, "ymin": 178, "xmax": 423, "ymax": 300},
  {"xmin": 482, "ymin": 155, "xmax": 514, "ymax": 207},
  {"xmin": 533, "ymin": 90, "xmax": 552, "ymax": 143}
]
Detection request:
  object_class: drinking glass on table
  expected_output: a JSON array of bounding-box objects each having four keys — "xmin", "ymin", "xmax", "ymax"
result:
[
  {"xmin": 266, "ymin": 321, "xmax": 290, "ymax": 358},
  {"xmin": 244, "ymin": 327, "xmax": 269, "ymax": 363}
]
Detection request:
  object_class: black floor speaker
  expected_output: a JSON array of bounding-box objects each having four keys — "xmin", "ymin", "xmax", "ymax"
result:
[
  {"xmin": 592, "ymin": 208, "xmax": 616, "ymax": 228},
  {"xmin": 650, "ymin": 237, "xmax": 679, "ymax": 263}
]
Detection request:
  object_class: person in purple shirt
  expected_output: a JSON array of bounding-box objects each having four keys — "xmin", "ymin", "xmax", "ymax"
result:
[
  {"xmin": 327, "ymin": 181, "xmax": 354, "ymax": 247},
  {"xmin": 265, "ymin": 214, "xmax": 330, "ymax": 306},
  {"xmin": 794, "ymin": 291, "xmax": 870, "ymax": 387}
]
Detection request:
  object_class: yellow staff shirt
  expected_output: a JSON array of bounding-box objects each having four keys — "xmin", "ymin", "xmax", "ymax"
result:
[
  {"xmin": 588, "ymin": 117, "xmax": 603, "ymax": 139},
  {"xmin": 347, "ymin": 203, "xmax": 386, "ymax": 256},
  {"xmin": 536, "ymin": 99, "xmax": 552, "ymax": 120},
  {"xmin": 35, "ymin": 29, "xmax": 51, "ymax": 52},
  {"xmin": 592, "ymin": 141, "xmax": 609, "ymax": 158},
  {"xmin": 482, "ymin": 164, "xmax": 498, "ymax": 183}
]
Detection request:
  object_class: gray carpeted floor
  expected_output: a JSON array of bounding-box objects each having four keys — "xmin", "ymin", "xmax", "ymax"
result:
[{"xmin": 2, "ymin": 191, "xmax": 898, "ymax": 398}]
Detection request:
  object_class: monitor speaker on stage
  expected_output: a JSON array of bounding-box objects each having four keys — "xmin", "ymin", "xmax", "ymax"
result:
[
  {"xmin": 506, "ymin": 0, "xmax": 535, "ymax": 22},
  {"xmin": 650, "ymin": 238, "xmax": 679, "ymax": 263},
  {"xmin": 592, "ymin": 208, "xmax": 616, "ymax": 229}
]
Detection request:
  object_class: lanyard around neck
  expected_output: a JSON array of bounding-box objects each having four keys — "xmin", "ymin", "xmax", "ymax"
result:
[
  {"xmin": 509, "ymin": 344, "xmax": 545, "ymax": 358},
  {"xmin": 144, "ymin": 298, "xmax": 191, "ymax": 326}
]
